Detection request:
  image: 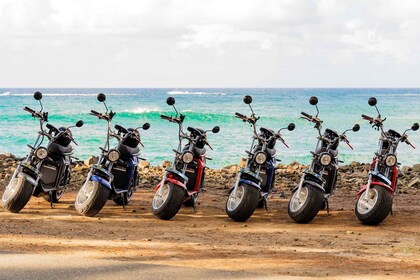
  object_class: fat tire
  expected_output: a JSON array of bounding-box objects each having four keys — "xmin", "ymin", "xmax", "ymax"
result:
[
  {"xmin": 75, "ymin": 182, "xmax": 110, "ymax": 217},
  {"xmin": 355, "ymin": 185, "xmax": 393, "ymax": 225},
  {"xmin": 226, "ymin": 184, "xmax": 260, "ymax": 222},
  {"xmin": 152, "ymin": 183, "xmax": 185, "ymax": 220},
  {"xmin": 288, "ymin": 185, "xmax": 324, "ymax": 224},
  {"xmin": 2, "ymin": 179, "xmax": 34, "ymax": 213}
]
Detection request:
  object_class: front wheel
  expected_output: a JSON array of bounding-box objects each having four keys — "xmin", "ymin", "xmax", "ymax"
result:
[
  {"xmin": 226, "ymin": 184, "xmax": 260, "ymax": 222},
  {"xmin": 355, "ymin": 185, "xmax": 393, "ymax": 225},
  {"xmin": 42, "ymin": 190, "xmax": 64, "ymax": 203},
  {"xmin": 2, "ymin": 173, "xmax": 35, "ymax": 213},
  {"xmin": 288, "ymin": 185, "xmax": 324, "ymax": 224},
  {"xmin": 151, "ymin": 183, "xmax": 186, "ymax": 220},
  {"xmin": 75, "ymin": 180, "xmax": 111, "ymax": 217}
]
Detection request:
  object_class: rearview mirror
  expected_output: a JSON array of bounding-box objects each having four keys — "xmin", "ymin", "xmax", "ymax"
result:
[
  {"xmin": 288, "ymin": 123, "xmax": 295, "ymax": 131},
  {"xmin": 76, "ymin": 120, "xmax": 84, "ymax": 127},
  {"xmin": 352, "ymin": 124, "xmax": 360, "ymax": 132},
  {"xmin": 212, "ymin": 126, "xmax": 220, "ymax": 133},
  {"xmin": 142, "ymin": 123, "xmax": 150, "ymax": 130},
  {"xmin": 368, "ymin": 97, "xmax": 377, "ymax": 106},
  {"xmin": 34, "ymin": 91, "xmax": 43, "ymax": 100},
  {"xmin": 309, "ymin": 96, "xmax": 318, "ymax": 106},
  {"xmin": 243, "ymin": 95, "xmax": 252, "ymax": 104},
  {"xmin": 166, "ymin": 97, "xmax": 175, "ymax": 106},
  {"xmin": 97, "ymin": 93, "xmax": 106, "ymax": 102},
  {"xmin": 412, "ymin": 123, "xmax": 419, "ymax": 131}
]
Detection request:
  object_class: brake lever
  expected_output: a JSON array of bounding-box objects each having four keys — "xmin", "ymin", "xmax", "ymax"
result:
[
  {"xmin": 138, "ymin": 140, "xmax": 144, "ymax": 147},
  {"xmin": 205, "ymin": 140, "xmax": 214, "ymax": 150}
]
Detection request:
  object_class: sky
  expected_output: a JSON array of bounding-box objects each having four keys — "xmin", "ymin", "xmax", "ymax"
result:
[{"xmin": 1, "ymin": 0, "xmax": 420, "ymax": 88}]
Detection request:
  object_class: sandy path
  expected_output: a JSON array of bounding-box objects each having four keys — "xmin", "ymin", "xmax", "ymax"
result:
[{"xmin": 0, "ymin": 188, "xmax": 419, "ymax": 279}]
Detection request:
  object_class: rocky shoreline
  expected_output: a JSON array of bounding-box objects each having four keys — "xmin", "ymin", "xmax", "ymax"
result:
[{"xmin": 0, "ymin": 153, "xmax": 419, "ymax": 194}]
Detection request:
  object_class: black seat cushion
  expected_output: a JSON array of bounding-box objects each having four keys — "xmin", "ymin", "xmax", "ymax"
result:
[
  {"xmin": 117, "ymin": 143, "xmax": 139, "ymax": 157},
  {"xmin": 48, "ymin": 143, "xmax": 73, "ymax": 155}
]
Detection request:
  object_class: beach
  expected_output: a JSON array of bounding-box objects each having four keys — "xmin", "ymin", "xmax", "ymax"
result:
[{"xmin": 0, "ymin": 153, "xmax": 419, "ymax": 279}]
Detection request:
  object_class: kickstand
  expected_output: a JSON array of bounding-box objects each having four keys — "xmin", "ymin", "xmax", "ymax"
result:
[
  {"xmin": 390, "ymin": 207, "xmax": 394, "ymax": 217},
  {"xmin": 122, "ymin": 195, "xmax": 126, "ymax": 211},
  {"xmin": 326, "ymin": 200, "xmax": 330, "ymax": 215},
  {"xmin": 264, "ymin": 199, "xmax": 269, "ymax": 213},
  {"xmin": 49, "ymin": 191, "xmax": 54, "ymax": 209}
]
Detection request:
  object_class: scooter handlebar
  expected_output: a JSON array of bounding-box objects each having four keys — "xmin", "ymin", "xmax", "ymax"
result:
[
  {"xmin": 361, "ymin": 114, "xmax": 373, "ymax": 121},
  {"xmin": 301, "ymin": 112, "xmax": 312, "ymax": 119}
]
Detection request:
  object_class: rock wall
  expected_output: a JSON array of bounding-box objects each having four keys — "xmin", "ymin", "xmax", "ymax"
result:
[{"xmin": 0, "ymin": 153, "xmax": 419, "ymax": 193}]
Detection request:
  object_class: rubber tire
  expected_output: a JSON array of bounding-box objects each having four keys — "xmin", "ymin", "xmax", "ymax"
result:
[
  {"xmin": 42, "ymin": 190, "xmax": 64, "ymax": 203},
  {"xmin": 152, "ymin": 183, "xmax": 186, "ymax": 220},
  {"xmin": 355, "ymin": 185, "xmax": 393, "ymax": 225},
  {"xmin": 75, "ymin": 182, "xmax": 111, "ymax": 217},
  {"xmin": 113, "ymin": 191, "xmax": 133, "ymax": 206},
  {"xmin": 183, "ymin": 193, "xmax": 198, "ymax": 207},
  {"xmin": 226, "ymin": 184, "xmax": 260, "ymax": 222},
  {"xmin": 2, "ymin": 177, "xmax": 34, "ymax": 213},
  {"xmin": 288, "ymin": 185, "xmax": 324, "ymax": 224}
]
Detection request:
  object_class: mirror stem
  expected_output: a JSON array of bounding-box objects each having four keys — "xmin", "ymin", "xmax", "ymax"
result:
[
  {"xmin": 374, "ymin": 105, "xmax": 381, "ymax": 117},
  {"xmin": 103, "ymin": 102, "xmax": 109, "ymax": 113},
  {"xmin": 315, "ymin": 105, "xmax": 319, "ymax": 117},
  {"xmin": 173, "ymin": 105, "xmax": 179, "ymax": 116},
  {"xmin": 248, "ymin": 104, "xmax": 255, "ymax": 116},
  {"xmin": 39, "ymin": 100, "xmax": 43, "ymax": 112}
]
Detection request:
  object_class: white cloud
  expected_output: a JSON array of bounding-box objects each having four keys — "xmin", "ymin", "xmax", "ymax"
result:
[{"xmin": 0, "ymin": 0, "xmax": 420, "ymax": 87}]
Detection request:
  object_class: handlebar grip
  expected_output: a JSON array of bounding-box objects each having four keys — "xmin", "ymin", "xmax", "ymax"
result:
[
  {"xmin": 301, "ymin": 112, "xmax": 312, "ymax": 119},
  {"xmin": 90, "ymin": 110, "xmax": 100, "ymax": 115},
  {"xmin": 235, "ymin": 112, "xmax": 246, "ymax": 118},
  {"xmin": 361, "ymin": 114, "xmax": 373, "ymax": 120},
  {"xmin": 24, "ymin": 106, "xmax": 35, "ymax": 114}
]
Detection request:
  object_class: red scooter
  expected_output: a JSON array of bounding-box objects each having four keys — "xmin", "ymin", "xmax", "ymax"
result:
[
  {"xmin": 355, "ymin": 97, "xmax": 418, "ymax": 225},
  {"xmin": 151, "ymin": 97, "xmax": 219, "ymax": 220}
]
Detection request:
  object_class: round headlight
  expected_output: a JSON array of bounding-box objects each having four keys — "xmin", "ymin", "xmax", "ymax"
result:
[
  {"xmin": 107, "ymin": 149, "xmax": 120, "ymax": 162},
  {"xmin": 384, "ymin": 154, "xmax": 397, "ymax": 167},
  {"xmin": 319, "ymin": 153, "xmax": 332, "ymax": 166},
  {"xmin": 181, "ymin": 151, "xmax": 194, "ymax": 164},
  {"xmin": 35, "ymin": 147, "xmax": 48, "ymax": 160},
  {"xmin": 254, "ymin": 152, "xmax": 267, "ymax": 165}
]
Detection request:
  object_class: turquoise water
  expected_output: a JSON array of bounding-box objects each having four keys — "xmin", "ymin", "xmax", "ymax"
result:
[{"xmin": 0, "ymin": 88, "xmax": 419, "ymax": 168}]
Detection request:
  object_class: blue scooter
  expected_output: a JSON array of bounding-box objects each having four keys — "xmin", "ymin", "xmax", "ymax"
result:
[
  {"xmin": 75, "ymin": 93, "xmax": 150, "ymax": 217},
  {"xmin": 225, "ymin": 95, "xmax": 295, "ymax": 222}
]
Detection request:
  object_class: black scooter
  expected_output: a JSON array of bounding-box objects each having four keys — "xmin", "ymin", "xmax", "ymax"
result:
[
  {"xmin": 75, "ymin": 93, "xmax": 150, "ymax": 217},
  {"xmin": 287, "ymin": 96, "xmax": 359, "ymax": 223},
  {"xmin": 2, "ymin": 92, "xmax": 83, "ymax": 212}
]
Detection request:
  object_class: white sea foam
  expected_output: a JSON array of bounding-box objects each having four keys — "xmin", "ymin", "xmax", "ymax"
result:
[
  {"xmin": 126, "ymin": 106, "xmax": 161, "ymax": 114},
  {"xmin": 167, "ymin": 90, "xmax": 226, "ymax": 96},
  {"xmin": 0, "ymin": 92, "xmax": 10, "ymax": 96}
]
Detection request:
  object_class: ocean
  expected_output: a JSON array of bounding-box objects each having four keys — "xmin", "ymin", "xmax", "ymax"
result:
[{"xmin": 0, "ymin": 88, "xmax": 419, "ymax": 168}]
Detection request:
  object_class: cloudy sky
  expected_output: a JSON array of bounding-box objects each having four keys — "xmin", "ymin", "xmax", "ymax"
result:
[{"xmin": 1, "ymin": 0, "xmax": 420, "ymax": 88}]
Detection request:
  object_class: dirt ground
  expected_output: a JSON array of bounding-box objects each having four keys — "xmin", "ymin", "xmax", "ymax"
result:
[{"xmin": 0, "ymin": 187, "xmax": 419, "ymax": 279}]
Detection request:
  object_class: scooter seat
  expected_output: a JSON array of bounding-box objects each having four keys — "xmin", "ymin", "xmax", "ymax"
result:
[
  {"xmin": 183, "ymin": 145, "xmax": 206, "ymax": 157},
  {"xmin": 117, "ymin": 143, "xmax": 139, "ymax": 157},
  {"xmin": 48, "ymin": 142, "xmax": 73, "ymax": 155},
  {"xmin": 265, "ymin": 147, "xmax": 276, "ymax": 157},
  {"xmin": 193, "ymin": 146, "xmax": 206, "ymax": 157}
]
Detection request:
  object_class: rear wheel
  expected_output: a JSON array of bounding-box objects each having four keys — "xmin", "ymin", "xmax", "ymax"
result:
[
  {"xmin": 2, "ymin": 173, "xmax": 35, "ymax": 213},
  {"xmin": 226, "ymin": 184, "xmax": 260, "ymax": 222},
  {"xmin": 151, "ymin": 183, "xmax": 185, "ymax": 220},
  {"xmin": 42, "ymin": 190, "xmax": 64, "ymax": 203},
  {"xmin": 288, "ymin": 185, "xmax": 324, "ymax": 223},
  {"xmin": 75, "ymin": 180, "xmax": 110, "ymax": 217},
  {"xmin": 355, "ymin": 185, "xmax": 393, "ymax": 225}
]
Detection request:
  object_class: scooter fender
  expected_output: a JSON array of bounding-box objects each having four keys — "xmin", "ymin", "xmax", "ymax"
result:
[
  {"xmin": 292, "ymin": 179, "xmax": 325, "ymax": 193},
  {"xmin": 89, "ymin": 175, "xmax": 112, "ymax": 190},
  {"xmin": 19, "ymin": 172, "xmax": 38, "ymax": 187},
  {"xmin": 154, "ymin": 177, "xmax": 187, "ymax": 192},
  {"xmin": 228, "ymin": 179, "xmax": 261, "ymax": 194},
  {"xmin": 356, "ymin": 181, "xmax": 394, "ymax": 197}
]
